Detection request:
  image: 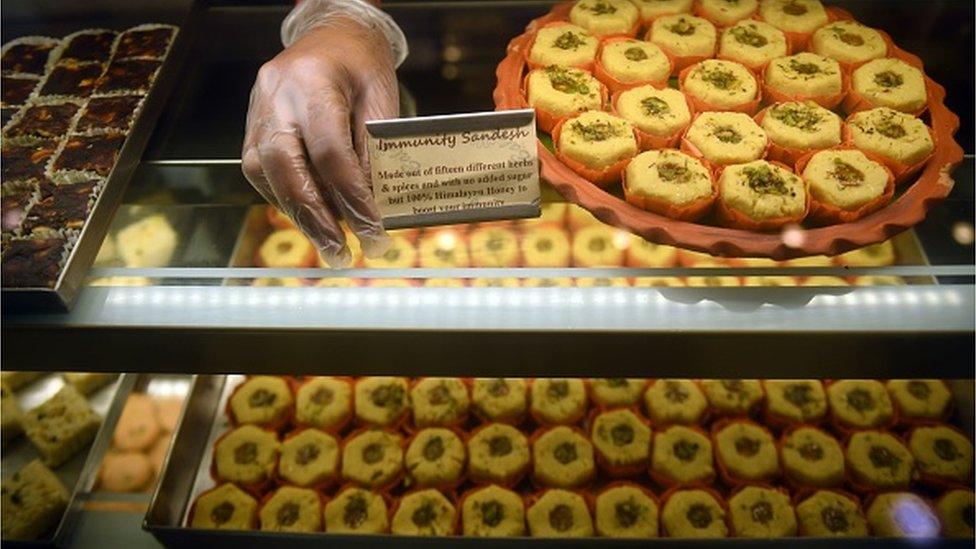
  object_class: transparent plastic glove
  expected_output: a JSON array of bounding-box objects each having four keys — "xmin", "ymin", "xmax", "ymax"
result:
[{"xmin": 242, "ymin": 1, "xmax": 406, "ymax": 267}]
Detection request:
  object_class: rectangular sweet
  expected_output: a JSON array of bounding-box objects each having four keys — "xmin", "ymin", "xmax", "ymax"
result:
[
  {"xmin": 52, "ymin": 133, "xmax": 124, "ymax": 176},
  {"xmin": 75, "ymin": 95, "xmax": 140, "ymax": 133},
  {"xmin": 94, "ymin": 59, "xmax": 160, "ymax": 95},
  {"xmin": 62, "ymin": 372, "xmax": 117, "ymax": 396},
  {"xmin": 22, "ymin": 180, "xmax": 98, "ymax": 233},
  {"xmin": 4, "ymin": 102, "xmax": 80, "ymax": 139},
  {"xmin": 1, "ymin": 139, "xmax": 58, "ymax": 182},
  {"xmin": 2, "ymin": 75, "xmax": 39, "ymax": 106},
  {"xmin": 21, "ymin": 385, "xmax": 101, "ymax": 467},
  {"xmin": 0, "ymin": 459, "xmax": 70, "ymax": 540},
  {"xmin": 1, "ymin": 41, "xmax": 58, "ymax": 76},
  {"xmin": 57, "ymin": 30, "xmax": 117, "ymax": 64},
  {"xmin": 37, "ymin": 62, "xmax": 103, "ymax": 98},
  {"xmin": 115, "ymin": 27, "xmax": 175, "ymax": 59},
  {"xmin": 1, "ymin": 234, "xmax": 67, "ymax": 288},
  {"xmin": 1, "ymin": 181, "xmax": 37, "ymax": 234}
]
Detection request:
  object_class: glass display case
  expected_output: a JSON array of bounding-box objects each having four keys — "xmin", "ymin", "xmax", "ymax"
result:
[{"xmin": 1, "ymin": 1, "xmax": 973, "ymax": 547}]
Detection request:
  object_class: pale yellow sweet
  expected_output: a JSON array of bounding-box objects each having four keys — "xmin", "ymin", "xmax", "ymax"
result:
[
  {"xmin": 391, "ymin": 489, "xmax": 457, "ymax": 536},
  {"xmin": 683, "ymin": 59, "xmax": 757, "ymax": 109},
  {"xmin": 532, "ymin": 425, "xmax": 596, "ymax": 488},
  {"xmin": 527, "ymin": 489, "xmax": 594, "ymax": 537},
  {"xmin": 634, "ymin": 276, "xmax": 685, "ymax": 287},
  {"xmin": 936, "ymin": 489, "xmax": 976, "ymax": 538},
  {"xmin": 885, "ymin": 379, "xmax": 952, "ymax": 421},
  {"xmin": 467, "ymin": 423, "xmax": 530, "ymax": 484},
  {"xmin": 781, "ymin": 254, "xmax": 835, "ymax": 267},
  {"xmin": 190, "ymin": 483, "xmax": 257, "ymax": 530},
  {"xmin": 795, "ymin": 490, "xmax": 868, "ymax": 537},
  {"xmin": 852, "ymin": 58, "xmax": 927, "ymax": 113},
  {"xmin": 845, "ymin": 430, "xmax": 914, "ymax": 489},
  {"xmin": 827, "ymin": 379, "xmax": 894, "ymax": 429},
  {"xmin": 762, "ymin": 101, "xmax": 842, "ymax": 150},
  {"xmin": 699, "ymin": 0, "xmax": 758, "ymax": 26},
  {"xmin": 258, "ymin": 486, "xmax": 321, "ymax": 532},
  {"xmin": 866, "ymin": 492, "xmax": 940, "ymax": 538},
  {"xmin": 661, "ymin": 489, "xmax": 728, "ymax": 538},
  {"xmin": 117, "ymin": 214, "xmax": 177, "ymax": 268},
  {"xmin": 410, "ymin": 377, "xmax": 469, "ymax": 428},
  {"xmin": 521, "ymin": 227, "xmax": 571, "ymax": 268},
  {"xmin": 323, "ymin": 487, "xmax": 389, "ymax": 534},
  {"xmin": 648, "ymin": 14, "xmax": 717, "ymax": 58},
  {"xmin": 523, "ymin": 277, "xmax": 575, "ymax": 287},
  {"xmin": 576, "ymin": 277, "xmax": 630, "ymax": 287},
  {"xmin": 719, "ymin": 20, "xmax": 788, "ymax": 68},
  {"xmin": 590, "ymin": 408, "xmax": 652, "ymax": 468},
  {"xmin": 589, "ymin": 378, "xmax": 647, "ymax": 407},
  {"xmin": 229, "ymin": 376, "xmax": 293, "ymax": 426},
  {"xmin": 594, "ymin": 484, "xmax": 659, "ymax": 538},
  {"xmin": 800, "ymin": 276, "xmax": 848, "ymax": 287},
  {"xmin": 909, "ymin": 425, "xmax": 974, "ymax": 483},
  {"xmin": 418, "ymin": 230, "xmax": 470, "ymax": 268},
  {"xmin": 836, "ymin": 239, "xmax": 896, "ymax": 267},
  {"xmin": 278, "ymin": 428, "xmax": 339, "ymax": 487},
  {"xmin": 294, "ymin": 377, "xmax": 352, "ymax": 431},
  {"xmin": 765, "ymin": 379, "xmax": 827, "ymax": 423},
  {"xmin": 625, "ymin": 149, "xmax": 713, "ymax": 207},
  {"xmin": 601, "ymin": 39, "xmax": 670, "ymax": 84},
  {"xmin": 811, "ymin": 20, "xmax": 887, "ymax": 66},
  {"xmin": 719, "ymin": 160, "xmax": 806, "ymax": 221},
  {"xmin": 526, "ymin": 66, "xmax": 603, "ymax": 120},
  {"xmin": 470, "ymin": 227, "xmax": 519, "ymax": 267},
  {"xmin": 651, "ymin": 425, "xmax": 714, "ymax": 484},
  {"xmin": 354, "ymin": 376, "xmax": 409, "ymax": 427},
  {"xmin": 685, "ymin": 275, "xmax": 742, "ymax": 287},
  {"xmin": 685, "ymin": 111, "xmax": 767, "ymax": 165},
  {"xmin": 644, "ymin": 379, "xmax": 707, "ymax": 424},
  {"xmin": 743, "ymin": 276, "xmax": 798, "ymax": 287},
  {"xmin": 341, "ymin": 429, "xmax": 403, "ymax": 488},
  {"xmin": 758, "ymin": 0, "xmax": 828, "ymax": 34},
  {"xmin": 531, "ymin": 378, "xmax": 588, "ymax": 425},
  {"xmin": 470, "ymin": 277, "xmax": 521, "ymax": 287},
  {"xmin": 558, "ymin": 110, "xmax": 637, "ymax": 169},
  {"xmin": 728, "ymin": 486, "xmax": 796, "ymax": 538},
  {"xmin": 363, "ymin": 235, "xmax": 417, "ymax": 268},
  {"xmin": 780, "ymin": 426, "xmax": 845, "ymax": 487},
  {"xmin": 699, "ymin": 379, "xmax": 763, "ymax": 416},
  {"xmin": 529, "ymin": 24, "xmax": 599, "ymax": 68},
  {"xmin": 627, "ymin": 236, "xmax": 677, "ymax": 267},
  {"xmin": 629, "ymin": 0, "xmax": 693, "ymax": 20},
  {"xmin": 404, "ymin": 427, "xmax": 466, "ymax": 488},
  {"xmin": 615, "ymin": 86, "xmax": 691, "ymax": 137},
  {"xmin": 803, "ymin": 149, "xmax": 888, "ymax": 211},
  {"xmin": 213, "ymin": 425, "xmax": 279, "ymax": 485},
  {"xmin": 461, "ymin": 485, "xmax": 526, "ymax": 537},
  {"xmin": 848, "ymin": 107, "xmax": 934, "ymax": 166},
  {"xmin": 572, "ymin": 225, "xmax": 629, "ymax": 267},
  {"xmin": 570, "ymin": 0, "xmax": 640, "ymax": 36},
  {"xmin": 471, "ymin": 378, "xmax": 528, "ymax": 423},
  {"xmin": 765, "ymin": 52, "xmax": 842, "ymax": 98},
  {"xmin": 422, "ymin": 278, "xmax": 464, "ymax": 288},
  {"xmin": 714, "ymin": 421, "xmax": 780, "ymax": 481}
]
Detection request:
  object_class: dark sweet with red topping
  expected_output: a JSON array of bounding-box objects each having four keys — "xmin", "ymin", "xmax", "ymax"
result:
[
  {"xmin": 2, "ymin": 139, "xmax": 58, "ymax": 182},
  {"xmin": 75, "ymin": 96, "xmax": 141, "ymax": 132},
  {"xmin": 53, "ymin": 133, "xmax": 125, "ymax": 176},
  {"xmin": 95, "ymin": 59, "xmax": 161, "ymax": 94},
  {"xmin": 38, "ymin": 62, "xmax": 104, "ymax": 98},
  {"xmin": 2, "ymin": 43, "xmax": 57, "ymax": 75},
  {"xmin": 5, "ymin": 102, "xmax": 80, "ymax": 138},
  {"xmin": 2, "ymin": 76, "xmax": 39, "ymax": 106},
  {"xmin": 1, "ymin": 234, "xmax": 66, "ymax": 287},
  {"xmin": 58, "ymin": 31, "xmax": 118, "ymax": 64},
  {"xmin": 22, "ymin": 180, "xmax": 97, "ymax": 233},
  {"xmin": 115, "ymin": 28, "xmax": 175, "ymax": 59}
]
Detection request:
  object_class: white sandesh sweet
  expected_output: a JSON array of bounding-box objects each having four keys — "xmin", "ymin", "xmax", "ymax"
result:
[
  {"xmin": 761, "ymin": 101, "xmax": 841, "ymax": 150},
  {"xmin": 526, "ymin": 65, "xmax": 603, "ymax": 119},
  {"xmin": 698, "ymin": 0, "xmax": 759, "ymax": 27},
  {"xmin": 629, "ymin": 0, "xmax": 693, "ymax": 21},
  {"xmin": 615, "ymin": 86, "xmax": 691, "ymax": 137},
  {"xmin": 802, "ymin": 149, "xmax": 889, "ymax": 211},
  {"xmin": 847, "ymin": 107, "xmax": 934, "ymax": 166},
  {"xmin": 529, "ymin": 23, "xmax": 599, "ymax": 68},
  {"xmin": 685, "ymin": 111, "xmax": 767, "ymax": 165},
  {"xmin": 719, "ymin": 20, "xmax": 788, "ymax": 69},
  {"xmin": 811, "ymin": 20, "xmax": 887, "ymax": 66},
  {"xmin": 648, "ymin": 14, "xmax": 717, "ymax": 58},
  {"xmin": 600, "ymin": 39, "xmax": 670, "ymax": 83},
  {"xmin": 570, "ymin": 0, "xmax": 640, "ymax": 36},
  {"xmin": 765, "ymin": 52, "xmax": 842, "ymax": 98},
  {"xmin": 625, "ymin": 149, "xmax": 713, "ymax": 207},
  {"xmin": 682, "ymin": 58, "xmax": 757, "ymax": 109},
  {"xmin": 558, "ymin": 110, "xmax": 638, "ymax": 169},
  {"xmin": 758, "ymin": 0, "xmax": 828, "ymax": 35},
  {"xmin": 719, "ymin": 160, "xmax": 806, "ymax": 221},
  {"xmin": 852, "ymin": 57, "xmax": 927, "ymax": 113}
]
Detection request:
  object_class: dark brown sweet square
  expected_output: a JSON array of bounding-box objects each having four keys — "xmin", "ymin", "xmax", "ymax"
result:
[
  {"xmin": 58, "ymin": 31, "xmax": 118, "ymax": 64},
  {"xmin": 38, "ymin": 62, "xmax": 104, "ymax": 98},
  {"xmin": 5, "ymin": 102, "xmax": 80, "ymax": 139},
  {"xmin": 1, "ymin": 42, "xmax": 57, "ymax": 75},
  {"xmin": 94, "ymin": 59, "xmax": 160, "ymax": 94},
  {"xmin": 2, "ymin": 107, "xmax": 18, "ymax": 126},
  {"xmin": 52, "ymin": 133, "xmax": 124, "ymax": 176},
  {"xmin": 1, "ymin": 182, "xmax": 38, "ymax": 233},
  {"xmin": 22, "ymin": 180, "xmax": 97, "ymax": 233},
  {"xmin": 2, "ymin": 139, "xmax": 57, "ymax": 182},
  {"xmin": 1, "ymin": 234, "xmax": 66, "ymax": 287},
  {"xmin": 75, "ymin": 95, "xmax": 140, "ymax": 133},
  {"xmin": 114, "ymin": 28, "xmax": 174, "ymax": 59},
  {"xmin": 2, "ymin": 76, "xmax": 39, "ymax": 106}
]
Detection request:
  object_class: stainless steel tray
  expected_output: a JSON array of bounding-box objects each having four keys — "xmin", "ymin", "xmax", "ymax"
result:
[
  {"xmin": 2, "ymin": 17, "xmax": 192, "ymax": 313},
  {"xmin": 2, "ymin": 372, "xmax": 135, "ymax": 547}
]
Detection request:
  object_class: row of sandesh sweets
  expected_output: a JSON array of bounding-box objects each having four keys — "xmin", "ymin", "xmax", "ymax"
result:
[{"xmin": 525, "ymin": 1, "xmax": 934, "ymax": 228}]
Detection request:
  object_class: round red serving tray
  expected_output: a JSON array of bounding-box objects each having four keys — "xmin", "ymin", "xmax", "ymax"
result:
[{"xmin": 493, "ymin": 3, "xmax": 964, "ymax": 259}]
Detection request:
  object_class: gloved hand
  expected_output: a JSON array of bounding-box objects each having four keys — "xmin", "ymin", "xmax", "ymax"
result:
[{"xmin": 242, "ymin": 0, "xmax": 408, "ymax": 267}]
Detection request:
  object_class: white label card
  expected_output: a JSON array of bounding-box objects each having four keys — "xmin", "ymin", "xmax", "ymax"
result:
[{"xmin": 366, "ymin": 109, "xmax": 540, "ymax": 229}]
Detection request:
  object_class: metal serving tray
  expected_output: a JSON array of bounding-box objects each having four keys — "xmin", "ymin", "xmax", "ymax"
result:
[
  {"xmin": 2, "ymin": 17, "xmax": 193, "ymax": 313},
  {"xmin": 1, "ymin": 372, "xmax": 135, "ymax": 547}
]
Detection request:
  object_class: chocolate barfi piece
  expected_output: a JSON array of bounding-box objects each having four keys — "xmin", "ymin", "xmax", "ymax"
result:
[
  {"xmin": 75, "ymin": 95, "xmax": 140, "ymax": 133},
  {"xmin": 1, "ymin": 182, "xmax": 37, "ymax": 233},
  {"xmin": 58, "ymin": 30, "xmax": 117, "ymax": 64},
  {"xmin": 2, "ymin": 76, "xmax": 38, "ymax": 106},
  {"xmin": 22, "ymin": 180, "xmax": 97, "ymax": 233},
  {"xmin": 5, "ymin": 102, "xmax": 79, "ymax": 139},
  {"xmin": 115, "ymin": 27, "xmax": 175, "ymax": 59},
  {"xmin": 2, "ymin": 140, "xmax": 57, "ymax": 182},
  {"xmin": 1, "ymin": 42, "xmax": 57, "ymax": 76},
  {"xmin": 94, "ymin": 59, "xmax": 160, "ymax": 95},
  {"xmin": 2, "ymin": 107, "xmax": 18, "ymax": 126},
  {"xmin": 38, "ymin": 62, "xmax": 103, "ymax": 98},
  {"xmin": 1, "ymin": 234, "xmax": 66, "ymax": 287},
  {"xmin": 52, "ymin": 133, "xmax": 124, "ymax": 176}
]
